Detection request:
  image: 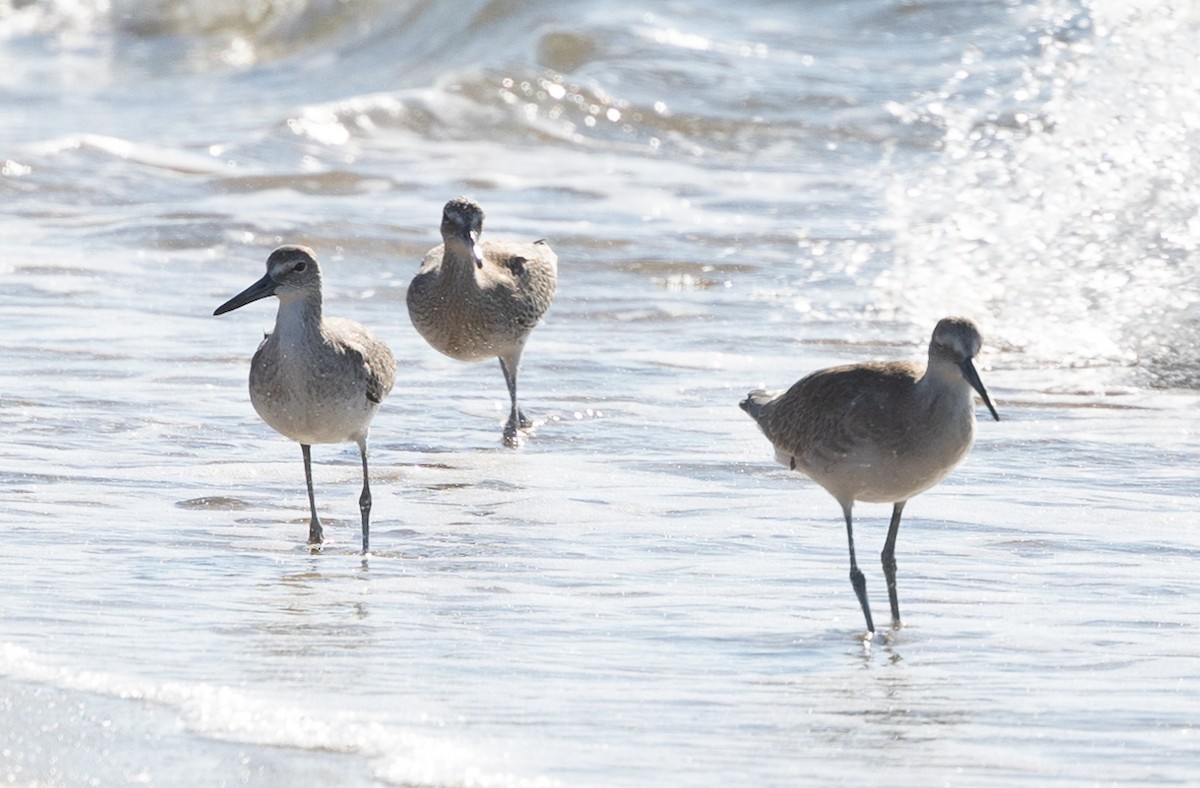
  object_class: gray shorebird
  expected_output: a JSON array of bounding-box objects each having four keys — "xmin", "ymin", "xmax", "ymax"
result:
[
  {"xmin": 740, "ymin": 317, "xmax": 1000, "ymax": 637},
  {"xmin": 214, "ymin": 245, "xmax": 397, "ymax": 553},
  {"xmin": 407, "ymin": 197, "xmax": 557, "ymax": 447}
]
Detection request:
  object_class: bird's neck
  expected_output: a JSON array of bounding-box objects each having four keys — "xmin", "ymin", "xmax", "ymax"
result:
[
  {"xmin": 273, "ymin": 295, "xmax": 323, "ymax": 346},
  {"xmin": 915, "ymin": 361, "xmax": 975, "ymax": 425},
  {"xmin": 442, "ymin": 238, "xmax": 482, "ymax": 277}
]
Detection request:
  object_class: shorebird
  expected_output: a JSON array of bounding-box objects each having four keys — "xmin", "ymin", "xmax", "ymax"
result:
[
  {"xmin": 740, "ymin": 317, "xmax": 1000, "ymax": 637},
  {"xmin": 406, "ymin": 197, "xmax": 557, "ymax": 447},
  {"xmin": 214, "ymin": 245, "xmax": 397, "ymax": 553}
]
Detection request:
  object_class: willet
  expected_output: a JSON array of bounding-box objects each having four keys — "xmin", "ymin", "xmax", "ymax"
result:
[
  {"xmin": 406, "ymin": 197, "xmax": 557, "ymax": 447},
  {"xmin": 214, "ymin": 245, "xmax": 397, "ymax": 553},
  {"xmin": 740, "ymin": 316, "xmax": 1000, "ymax": 637}
]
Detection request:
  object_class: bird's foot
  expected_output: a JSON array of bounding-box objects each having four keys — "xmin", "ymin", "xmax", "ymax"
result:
[
  {"xmin": 307, "ymin": 519, "xmax": 324, "ymax": 552},
  {"xmin": 502, "ymin": 423, "xmax": 527, "ymax": 448},
  {"xmin": 503, "ymin": 413, "xmax": 534, "ymax": 448}
]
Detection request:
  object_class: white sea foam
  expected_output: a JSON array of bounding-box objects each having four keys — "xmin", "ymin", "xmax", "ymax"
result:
[
  {"xmin": 0, "ymin": 643, "xmax": 556, "ymax": 787},
  {"xmin": 881, "ymin": 0, "xmax": 1200, "ymax": 384}
]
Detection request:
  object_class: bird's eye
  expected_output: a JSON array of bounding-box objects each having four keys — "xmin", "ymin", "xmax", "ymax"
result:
[{"xmin": 293, "ymin": 261, "xmax": 306, "ymax": 272}]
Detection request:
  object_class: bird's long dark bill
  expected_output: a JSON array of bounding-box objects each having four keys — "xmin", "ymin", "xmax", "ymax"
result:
[
  {"xmin": 213, "ymin": 272, "xmax": 277, "ymax": 316},
  {"xmin": 960, "ymin": 358, "xmax": 1000, "ymax": 422}
]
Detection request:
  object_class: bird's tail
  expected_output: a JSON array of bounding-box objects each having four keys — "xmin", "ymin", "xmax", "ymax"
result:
[{"xmin": 739, "ymin": 389, "xmax": 778, "ymax": 423}]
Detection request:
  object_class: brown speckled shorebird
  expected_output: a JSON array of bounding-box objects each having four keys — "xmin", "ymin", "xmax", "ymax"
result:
[
  {"xmin": 407, "ymin": 197, "xmax": 557, "ymax": 447},
  {"xmin": 214, "ymin": 245, "xmax": 397, "ymax": 553},
  {"xmin": 740, "ymin": 317, "xmax": 1000, "ymax": 638}
]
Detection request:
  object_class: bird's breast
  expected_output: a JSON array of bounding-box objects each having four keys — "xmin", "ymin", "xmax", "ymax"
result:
[{"xmin": 248, "ymin": 338, "xmax": 376, "ymax": 445}]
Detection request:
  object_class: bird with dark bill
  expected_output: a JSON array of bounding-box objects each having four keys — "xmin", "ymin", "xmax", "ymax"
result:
[
  {"xmin": 740, "ymin": 316, "xmax": 1000, "ymax": 638},
  {"xmin": 406, "ymin": 197, "xmax": 557, "ymax": 447},
  {"xmin": 214, "ymin": 245, "xmax": 396, "ymax": 553}
]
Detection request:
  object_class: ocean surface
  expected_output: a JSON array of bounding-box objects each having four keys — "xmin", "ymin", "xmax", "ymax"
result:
[{"xmin": 2, "ymin": 0, "xmax": 1198, "ymax": 784}]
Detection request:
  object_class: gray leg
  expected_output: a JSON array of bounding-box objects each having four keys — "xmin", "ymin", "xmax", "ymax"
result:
[
  {"xmin": 301, "ymin": 444, "xmax": 323, "ymax": 547},
  {"xmin": 841, "ymin": 501, "xmax": 874, "ymax": 634},
  {"xmin": 498, "ymin": 354, "xmax": 530, "ymax": 445},
  {"xmin": 357, "ymin": 438, "xmax": 372, "ymax": 554},
  {"xmin": 881, "ymin": 500, "xmax": 906, "ymax": 629}
]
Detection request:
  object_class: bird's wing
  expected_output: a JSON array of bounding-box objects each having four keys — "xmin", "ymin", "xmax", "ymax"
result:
[
  {"xmin": 325, "ymin": 318, "xmax": 397, "ymax": 405},
  {"xmin": 762, "ymin": 361, "xmax": 920, "ymax": 462}
]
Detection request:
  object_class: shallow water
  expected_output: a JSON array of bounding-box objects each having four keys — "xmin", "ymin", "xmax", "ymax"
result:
[{"xmin": 2, "ymin": 0, "xmax": 1199, "ymax": 785}]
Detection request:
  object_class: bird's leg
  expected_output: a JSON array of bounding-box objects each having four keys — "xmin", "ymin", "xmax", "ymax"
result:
[
  {"xmin": 301, "ymin": 444, "xmax": 323, "ymax": 548},
  {"xmin": 881, "ymin": 500, "xmax": 906, "ymax": 629},
  {"xmin": 841, "ymin": 502, "xmax": 874, "ymax": 635},
  {"xmin": 498, "ymin": 354, "xmax": 530, "ymax": 445},
  {"xmin": 499, "ymin": 355, "xmax": 530, "ymax": 426},
  {"xmin": 357, "ymin": 438, "xmax": 371, "ymax": 555}
]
